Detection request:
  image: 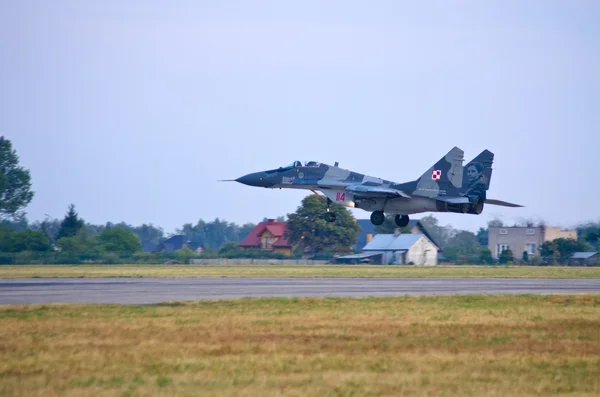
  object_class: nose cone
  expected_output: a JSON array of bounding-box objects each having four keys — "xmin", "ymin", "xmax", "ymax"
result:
[{"xmin": 235, "ymin": 172, "xmax": 275, "ymax": 187}]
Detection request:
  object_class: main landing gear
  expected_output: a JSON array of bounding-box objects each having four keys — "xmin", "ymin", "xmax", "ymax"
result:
[
  {"xmin": 370, "ymin": 210, "xmax": 385, "ymax": 225},
  {"xmin": 369, "ymin": 211, "xmax": 410, "ymax": 227},
  {"xmin": 324, "ymin": 198, "xmax": 337, "ymax": 222},
  {"xmin": 395, "ymin": 214, "xmax": 410, "ymax": 227}
]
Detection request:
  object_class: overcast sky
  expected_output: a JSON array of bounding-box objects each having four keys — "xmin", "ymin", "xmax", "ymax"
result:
[{"xmin": 1, "ymin": 1, "xmax": 598, "ymax": 233}]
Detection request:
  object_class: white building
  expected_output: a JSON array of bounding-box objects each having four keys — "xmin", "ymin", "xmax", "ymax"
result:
[{"xmin": 357, "ymin": 232, "xmax": 440, "ymax": 265}]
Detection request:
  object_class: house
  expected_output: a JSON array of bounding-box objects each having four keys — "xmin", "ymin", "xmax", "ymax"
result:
[
  {"xmin": 141, "ymin": 241, "xmax": 157, "ymax": 253},
  {"xmin": 338, "ymin": 230, "xmax": 440, "ymax": 265},
  {"xmin": 570, "ymin": 252, "xmax": 598, "ymax": 266},
  {"xmin": 353, "ymin": 219, "xmax": 376, "ymax": 251},
  {"xmin": 239, "ymin": 219, "xmax": 293, "ymax": 256},
  {"xmin": 488, "ymin": 226, "xmax": 578, "ymax": 260},
  {"xmin": 353, "ymin": 218, "xmax": 441, "ymax": 252},
  {"xmin": 156, "ymin": 235, "xmax": 204, "ymax": 254}
]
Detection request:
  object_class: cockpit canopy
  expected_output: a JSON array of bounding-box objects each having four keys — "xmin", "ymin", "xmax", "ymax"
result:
[{"xmin": 279, "ymin": 160, "xmax": 321, "ymax": 171}]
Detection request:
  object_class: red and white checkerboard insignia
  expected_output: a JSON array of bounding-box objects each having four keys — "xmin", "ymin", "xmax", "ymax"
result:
[{"xmin": 431, "ymin": 170, "xmax": 441, "ymax": 180}]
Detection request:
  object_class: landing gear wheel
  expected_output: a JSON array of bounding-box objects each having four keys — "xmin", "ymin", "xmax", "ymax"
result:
[
  {"xmin": 370, "ymin": 211, "xmax": 385, "ymax": 226},
  {"xmin": 324, "ymin": 212, "xmax": 337, "ymax": 222},
  {"xmin": 394, "ymin": 214, "xmax": 410, "ymax": 227}
]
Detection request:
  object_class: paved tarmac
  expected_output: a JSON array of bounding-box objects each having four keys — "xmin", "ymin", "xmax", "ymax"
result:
[{"xmin": 1, "ymin": 277, "xmax": 599, "ymax": 304}]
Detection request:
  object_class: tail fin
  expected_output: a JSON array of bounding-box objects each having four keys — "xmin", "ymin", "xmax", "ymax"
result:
[
  {"xmin": 414, "ymin": 146, "xmax": 464, "ymax": 197},
  {"xmin": 461, "ymin": 149, "xmax": 494, "ymax": 199}
]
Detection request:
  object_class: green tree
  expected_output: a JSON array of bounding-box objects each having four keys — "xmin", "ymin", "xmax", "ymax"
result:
[
  {"xmin": 479, "ymin": 248, "xmax": 494, "ymax": 264},
  {"xmin": 0, "ymin": 137, "xmax": 34, "ymax": 220},
  {"xmin": 488, "ymin": 218, "xmax": 504, "ymax": 228},
  {"xmin": 98, "ymin": 227, "xmax": 142, "ymax": 253},
  {"xmin": 419, "ymin": 215, "xmax": 455, "ymax": 248},
  {"xmin": 177, "ymin": 218, "xmax": 253, "ymax": 249},
  {"xmin": 12, "ymin": 230, "xmax": 52, "ymax": 252},
  {"xmin": 539, "ymin": 241, "xmax": 557, "ymax": 265},
  {"xmin": 177, "ymin": 221, "xmax": 206, "ymax": 243},
  {"xmin": 56, "ymin": 228, "xmax": 98, "ymax": 252},
  {"xmin": 0, "ymin": 226, "xmax": 51, "ymax": 252},
  {"xmin": 554, "ymin": 238, "xmax": 587, "ymax": 264},
  {"xmin": 522, "ymin": 250, "xmax": 529, "ymax": 263},
  {"xmin": 238, "ymin": 222, "xmax": 256, "ymax": 242},
  {"xmin": 540, "ymin": 238, "xmax": 588, "ymax": 265},
  {"xmin": 30, "ymin": 218, "xmax": 61, "ymax": 243},
  {"xmin": 476, "ymin": 227, "xmax": 488, "ymax": 246},
  {"xmin": 499, "ymin": 248, "xmax": 514, "ymax": 264},
  {"xmin": 57, "ymin": 204, "xmax": 84, "ymax": 240},
  {"xmin": 285, "ymin": 195, "xmax": 360, "ymax": 257},
  {"xmin": 132, "ymin": 223, "xmax": 165, "ymax": 245},
  {"xmin": 262, "ymin": 216, "xmax": 286, "ymax": 222},
  {"xmin": 175, "ymin": 246, "xmax": 196, "ymax": 264},
  {"xmin": 444, "ymin": 230, "xmax": 480, "ymax": 263},
  {"xmin": 442, "ymin": 246, "xmax": 459, "ymax": 263},
  {"xmin": 576, "ymin": 222, "xmax": 600, "ymax": 248}
]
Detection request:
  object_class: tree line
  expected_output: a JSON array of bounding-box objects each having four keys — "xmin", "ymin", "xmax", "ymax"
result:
[{"xmin": 1, "ymin": 135, "xmax": 598, "ymax": 265}]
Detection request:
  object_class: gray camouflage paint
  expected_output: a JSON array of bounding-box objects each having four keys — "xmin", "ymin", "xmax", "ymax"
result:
[{"xmin": 235, "ymin": 147, "xmax": 518, "ymax": 217}]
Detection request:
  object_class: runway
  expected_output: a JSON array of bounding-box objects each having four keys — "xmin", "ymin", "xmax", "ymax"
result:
[{"xmin": 1, "ymin": 277, "xmax": 599, "ymax": 304}]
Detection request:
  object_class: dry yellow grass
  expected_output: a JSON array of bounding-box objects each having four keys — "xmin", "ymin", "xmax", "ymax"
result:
[
  {"xmin": 1, "ymin": 264, "xmax": 600, "ymax": 279},
  {"xmin": 1, "ymin": 295, "xmax": 599, "ymax": 396}
]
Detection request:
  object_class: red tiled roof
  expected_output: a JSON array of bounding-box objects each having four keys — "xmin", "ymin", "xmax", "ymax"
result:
[
  {"xmin": 272, "ymin": 232, "xmax": 292, "ymax": 248},
  {"xmin": 239, "ymin": 219, "xmax": 292, "ymax": 248}
]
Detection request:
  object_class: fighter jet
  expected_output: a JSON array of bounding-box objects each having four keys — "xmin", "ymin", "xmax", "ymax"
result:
[{"xmin": 231, "ymin": 147, "xmax": 522, "ymax": 227}]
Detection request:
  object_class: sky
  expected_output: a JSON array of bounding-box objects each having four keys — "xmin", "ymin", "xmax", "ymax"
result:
[{"xmin": 1, "ymin": 0, "xmax": 599, "ymax": 234}]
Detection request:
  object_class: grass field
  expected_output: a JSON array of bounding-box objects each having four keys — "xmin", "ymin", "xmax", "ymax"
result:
[
  {"xmin": 1, "ymin": 294, "xmax": 599, "ymax": 396},
  {"xmin": 1, "ymin": 264, "xmax": 600, "ymax": 279}
]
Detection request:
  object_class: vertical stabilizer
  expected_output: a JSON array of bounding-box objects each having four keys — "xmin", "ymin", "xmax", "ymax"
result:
[
  {"xmin": 461, "ymin": 150, "xmax": 494, "ymax": 199},
  {"xmin": 413, "ymin": 147, "xmax": 464, "ymax": 197}
]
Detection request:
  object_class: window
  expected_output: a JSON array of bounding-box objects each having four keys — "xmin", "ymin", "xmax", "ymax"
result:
[
  {"xmin": 526, "ymin": 229, "xmax": 536, "ymax": 235},
  {"xmin": 262, "ymin": 236, "xmax": 275, "ymax": 249},
  {"xmin": 499, "ymin": 229, "xmax": 508, "ymax": 235},
  {"xmin": 497, "ymin": 244, "xmax": 510, "ymax": 256},
  {"xmin": 526, "ymin": 244, "xmax": 536, "ymax": 255}
]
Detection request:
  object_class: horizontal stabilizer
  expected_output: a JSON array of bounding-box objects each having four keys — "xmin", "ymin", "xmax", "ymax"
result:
[
  {"xmin": 346, "ymin": 185, "xmax": 411, "ymax": 198},
  {"xmin": 485, "ymin": 199, "xmax": 524, "ymax": 208}
]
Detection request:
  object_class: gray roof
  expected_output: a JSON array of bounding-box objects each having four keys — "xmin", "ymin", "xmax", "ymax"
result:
[
  {"xmin": 571, "ymin": 252, "xmax": 598, "ymax": 259},
  {"xmin": 363, "ymin": 234, "xmax": 422, "ymax": 251},
  {"xmin": 335, "ymin": 251, "xmax": 385, "ymax": 259}
]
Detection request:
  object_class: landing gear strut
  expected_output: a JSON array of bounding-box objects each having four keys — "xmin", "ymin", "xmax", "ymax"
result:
[
  {"xmin": 324, "ymin": 198, "xmax": 337, "ymax": 222},
  {"xmin": 395, "ymin": 214, "xmax": 410, "ymax": 227},
  {"xmin": 370, "ymin": 210, "xmax": 385, "ymax": 226}
]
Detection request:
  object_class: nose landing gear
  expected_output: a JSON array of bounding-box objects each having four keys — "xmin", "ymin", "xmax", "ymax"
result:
[{"xmin": 324, "ymin": 198, "xmax": 337, "ymax": 222}]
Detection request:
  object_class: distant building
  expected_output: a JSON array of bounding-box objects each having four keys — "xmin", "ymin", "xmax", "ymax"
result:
[
  {"xmin": 239, "ymin": 219, "xmax": 293, "ymax": 256},
  {"xmin": 337, "ymin": 229, "xmax": 440, "ymax": 265},
  {"xmin": 488, "ymin": 226, "xmax": 577, "ymax": 260},
  {"xmin": 156, "ymin": 235, "xmax": 204, "ymax": 254},
  {"xmin": 353, "ymin": 218, "xmax": 441, "ymax": 252},
  {"xmin": 570, "ymin": 252, "xmax": 598, "ymax": 266},
  {"xmin": 141, "ymin": 241, "xmax": 157, "ymax": 253}
]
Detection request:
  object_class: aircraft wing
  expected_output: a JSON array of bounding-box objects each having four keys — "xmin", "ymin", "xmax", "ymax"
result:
[
  {"xmin": 485, "ymin": 199, "xmax": 524, "ymax": 207},
  {"xmin": 345, "ymin": 185, "xmax": 411, "ymax": 198}
]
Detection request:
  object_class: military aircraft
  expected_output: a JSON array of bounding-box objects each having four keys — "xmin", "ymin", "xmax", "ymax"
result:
[{"xmin": 230, "ymin": 147, "xmax": 522, "ymax": 227}]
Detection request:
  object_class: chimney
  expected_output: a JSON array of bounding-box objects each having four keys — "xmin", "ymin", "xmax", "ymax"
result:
[
  {"xmin": 267, "ymin": 219, "xmax": 275, "ymax": 224},
  {"xmin": 366, "ymin": 233, "xmax": 373, "ymax": 243},
  {"xmin": 394, "ymin": 228, "xmax": 401, "ymax": 236}
]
